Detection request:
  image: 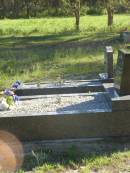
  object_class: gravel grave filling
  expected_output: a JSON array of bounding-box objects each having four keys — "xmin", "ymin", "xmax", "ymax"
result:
[{"xmin": 0, "ymin": 93, "xmax": 111, "ymax": 117}]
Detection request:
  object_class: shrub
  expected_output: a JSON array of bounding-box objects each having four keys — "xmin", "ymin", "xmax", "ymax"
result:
[{"xmin": 87, "ymin": 7, "xmax": 105, "ymax": 15}]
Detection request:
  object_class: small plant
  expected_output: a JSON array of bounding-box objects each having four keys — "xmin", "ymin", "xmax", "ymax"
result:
[
  {"xmin": 56, "ymin": 95, "xmax": 61, "ymax": 104},
  {"xmin": 16, "ymin": 170, "xmax": 25, "ymax": 173},
  {"xmin": 0, "ymin": 80, "xmax": 20, "ymax": 111},
  {"xmin": 63, "ymin": 146, "xmax": 82, "ymax": 161},
  {"xmin": 32, "ymin": 149, "xmax": 53, "ymax": 166},
  {"xmin": 6, "ymin": 95, "xmax": 14, "ymax": 106}
]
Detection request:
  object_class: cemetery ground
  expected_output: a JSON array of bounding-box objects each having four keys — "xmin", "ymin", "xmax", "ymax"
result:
[
  {"xmin": 19, "ymin": 147, "xmax": 130, "ymax": 173},
  {"xmin": 0, "ymin": 14, "xmax": 130, "ymax": 172},
  {"xmin": 0, "ymin": 14, "xmax": 129, "ymax": 89}
]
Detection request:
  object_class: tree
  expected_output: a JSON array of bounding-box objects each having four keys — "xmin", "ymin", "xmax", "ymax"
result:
[
  {"xmin": 86, "ymin": 0, "xmax": 129, "ymax": 26},
  {"xmin": 105, "ymin": 1, "xmax": 114, "ymax": 26},
  {"xmin": 97, "ymin": 0, "xmax": 129, "ymax": 26},
  {"xmin": 0, "ymin": 0, "xmax": 5, "ymax": 18},
  {"xmin": 45, "ymin": 0, "xmax": 81, "ymax": 30},
  {"xmin": 69, "ymin": 0, "xmax": 80, "ymax": 31},
  {"xmin": 0, "ymin": 0, "xmax": 12, "ymax": 18},
  {"xmin": 12, "ymin": 0, "xmax": 21, "ymax": 18}
]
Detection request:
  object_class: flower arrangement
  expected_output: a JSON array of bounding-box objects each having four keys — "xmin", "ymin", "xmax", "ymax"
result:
[{"xmin": 0, "ymin": 81, "xmax": 21, "ymax": 111}]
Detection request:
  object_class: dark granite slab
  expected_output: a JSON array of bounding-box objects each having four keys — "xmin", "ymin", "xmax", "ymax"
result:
[
  {"xmin": 112, "ymin": 95, "xmax": 130, "ymax": 111},
  {"xmin": 15, "ymin": 80, "xmax": 105, "ymax": 96},
  {"xmin": 103, "ymin": 82, "xmax": 130, "ymax": 111},
  {"xmin": 115, "ymin": 49, "xmax": 130, "ymax": 95}
]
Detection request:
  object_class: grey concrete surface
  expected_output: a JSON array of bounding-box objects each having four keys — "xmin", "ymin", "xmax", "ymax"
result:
[{"xmin": 0, "ymin": 110, "xmax": 130, "ymax": 141}]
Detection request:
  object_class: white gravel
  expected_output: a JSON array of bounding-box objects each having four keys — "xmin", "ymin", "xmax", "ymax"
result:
[{"xmin": 0, "ymin": 93, "xmax": 111, "ymax": 117}]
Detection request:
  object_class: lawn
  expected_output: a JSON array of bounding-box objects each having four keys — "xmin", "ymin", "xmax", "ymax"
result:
[
  {"xmin": 0, "ymin": 14, "xmax": 129, "ymax": 88},
  {"xmin": 18, "ymin": 143, "xmax": 130, "ymax": 173},
  {"xmin": 0, "ymin": 14, "xmax": 130, "ymax": 36}
]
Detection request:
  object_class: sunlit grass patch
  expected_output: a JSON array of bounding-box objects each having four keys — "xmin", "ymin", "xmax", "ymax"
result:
[{"xmin": 0, "ymin": 14, "xmax": 129, "ymax": 36}]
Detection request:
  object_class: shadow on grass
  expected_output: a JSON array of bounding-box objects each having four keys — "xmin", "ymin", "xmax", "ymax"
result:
[
  {"xmin": 0, "ymin": 31, "xmax": 121, "ymax": 50},
  {"xmin": 22, "ymin": 138, "xmax": 130, "ymax": 172},
  {"xmin": 0, "ymin": 31, "xmax": 122, "ymax": 64},
  {"xmin": 0, "ymin": 30, "xmax": 122, "ymax": 88}
]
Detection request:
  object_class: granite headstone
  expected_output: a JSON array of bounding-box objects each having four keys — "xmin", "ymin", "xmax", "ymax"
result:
[
  {"xmin": 104, "ymin": 46, "xmax": 113, "ymax": 79},
  {"xmin": 99, "ymin": 46, "xmax": 113, "ymax": 80},
  {"xmin": 115, "ymin": 49, "xmax": 130, "ymax": 95}
]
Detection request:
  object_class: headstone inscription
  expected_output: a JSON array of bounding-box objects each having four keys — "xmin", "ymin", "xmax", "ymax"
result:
[{"xmin": 115, "ymin": 49, "xmax": 130, "ymax": 95}]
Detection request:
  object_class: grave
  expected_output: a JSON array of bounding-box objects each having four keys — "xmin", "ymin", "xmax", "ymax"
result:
[{"xmin": 0, "ymin": 47, "xmax": 130, "ymax": 144}]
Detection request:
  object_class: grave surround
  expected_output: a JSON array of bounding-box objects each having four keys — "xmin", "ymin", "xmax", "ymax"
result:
[{"xmin": 0, "ymin": 78, "xmax": 130, "ymax": 141}]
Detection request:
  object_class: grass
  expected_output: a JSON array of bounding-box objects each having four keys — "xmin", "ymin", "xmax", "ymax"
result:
[
  {"xmin": 0, "ymin": 14, "xmax": 130, "ymax": 36},
  {"xmin": 0, "ymin": 14, "xmax": 128, "ymax": 88},
  {"xmin": 0, "ymin": 15, "xmax": 130, "ymax": 88},
  {"xmin": 17, "ymin": 144, "xmax": 130, "ymax": 173},
  {"xmin": 0, "ymin": 47, "xmax": 106, "ymax": 88}
]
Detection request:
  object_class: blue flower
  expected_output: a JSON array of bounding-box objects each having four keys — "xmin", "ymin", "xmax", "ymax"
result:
[
  {"xmin": 12, "ymin": 80, "xmax": 21, "ymax": 89},
  {"xmin": 13, "ymin": 95, "xmax": 19, "ymax": 103},
  {"xmin": 12, "ymin": 83, "xmax": 19, "ymax": 89},
  {"xmin": 4, "ymin": 89, "xmax": 14, "ymax": 96},
  {"xmin": 16, "ymin": 80, "xmax": 21, "ymax": 85}
]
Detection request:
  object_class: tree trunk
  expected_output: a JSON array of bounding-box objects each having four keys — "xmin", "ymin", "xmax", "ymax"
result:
[
  {"xmin": 13, "ymin": 0, "xmax": 19, "ymax": 18},
  {"xmin": 74, "ymin": 0, "xmax": 80, "ymax": 31},
  {"xmin": 55, "ymin": 7, "xmax": 59, "ymax": 16},
  {"xmin": 27, "ymin": 7, "xmax": 30, "ymax": 18},
  {"xmin": 107, "ymin": 7, "xmax": 113, "ymax": 26},
  {"xmin": 33, "ymin": 1, "xmax": 38, "ymax": 17},
  {"xmin": 26, "ymin": 1, "xmax": 30, "ymax": 18},
  {"xmin": 74, "ymin": 11, "xmax": 80, "ymax": 31},
  {"xmin": 1, "ymin": 0, "xmax": 5, "ymax": 18}
]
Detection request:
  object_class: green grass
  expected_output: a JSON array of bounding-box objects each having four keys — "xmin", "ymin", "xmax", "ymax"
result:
[
  {"xmin": 0, "ymin": 14, "xmax": 128, "ymax": 88},
  {"xmin": 17, "ymin": 146, "xmax": 130, "ymax": 173},
  {"xmin": 0, "ymin": 14, "xmax": 130, "ymax": 36},
  {"xmin": 0, "ymin": 47, "xmax": 105, "ymax": 88}
]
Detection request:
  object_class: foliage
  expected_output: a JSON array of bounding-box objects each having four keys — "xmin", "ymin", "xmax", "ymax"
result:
[
  {"xmin": 0, "ymin": 0, "xmax": 129, "ymax": 19},
  {"xmin": 86, "ymin": 0, "xmax": 130, "ymax": 26},
  {"xmin": 87, "ymin": 7, "xmax": 105, "ymax": 15},
  {"xmin": 6, "ymin": 96, "xmax": 14, "ymax": 106},
  {"xmin": 0, "ymin": 0, "xmax": 129, "ymax": 29}
]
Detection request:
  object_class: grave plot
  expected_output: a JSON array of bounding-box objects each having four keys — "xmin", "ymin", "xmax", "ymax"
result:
[{"xmin": 0, "ymin": 93, "xmax": 111, "ymax": 117}]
